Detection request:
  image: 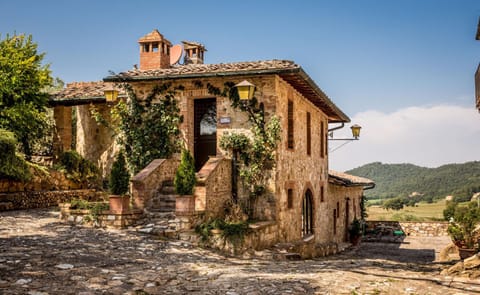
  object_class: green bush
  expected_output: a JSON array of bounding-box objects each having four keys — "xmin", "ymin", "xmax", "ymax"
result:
[
  {"xmin": 446, "ymin": 201, "xmax": 480, "ymax": 248},
  {"xmin": 0, "ymin": 129, "xmax": 30, "ymax": 181},
  {"xmin": 109, "ymin": 151, "xmax": 130, "ymax": 195},
  {"xmin": 56, "ymin": 150, "xmax": 99, "ymax": 183},
  {"xmin": 174, "ymin": 149, "xmax": 196, "ymax": 195}
]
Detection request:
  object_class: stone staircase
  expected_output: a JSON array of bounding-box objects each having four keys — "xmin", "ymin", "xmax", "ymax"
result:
[
  {"xmin": 135, "ymin": 179, "xmax": 198, "ymax": 242},
  {"xmin": 150, "ymin": 180, "xmax": 176, "ymax": 213}
]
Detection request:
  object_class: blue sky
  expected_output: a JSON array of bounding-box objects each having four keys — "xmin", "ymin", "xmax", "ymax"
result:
[{"xmin": 2, "ymin": 0, "xmax": 480, "ymax": 170}]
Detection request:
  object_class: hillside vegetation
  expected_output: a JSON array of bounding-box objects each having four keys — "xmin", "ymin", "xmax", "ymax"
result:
[{"xmin": 347, "ymin": 161, "xmax": 480, "ymax": 202}]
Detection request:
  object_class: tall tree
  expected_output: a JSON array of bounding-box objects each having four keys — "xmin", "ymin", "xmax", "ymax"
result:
[{"xmin": 0, "ymin": 34, "xmax": 52, "ymax": 159}]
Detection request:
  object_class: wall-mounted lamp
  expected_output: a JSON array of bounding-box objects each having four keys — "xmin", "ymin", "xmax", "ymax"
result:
[
  {"xmin": 234, "ymin": 80, "xmax": 255, "ymax": 100},
  {"xmin": 104, "ymin": 89, "xmax": 119, "ymax": 102},
  {"xmin": 329, "ymin": 124, "xmax": 362, "ymax": 141}
]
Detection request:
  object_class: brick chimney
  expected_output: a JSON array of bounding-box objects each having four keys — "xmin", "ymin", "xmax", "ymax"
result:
[
  {"xmin": 182, "ymin": 41, "xmax": 206, "ymax": 65},
  {"xmin": 138, "ymin": 29, "xmax": 172, "ymax": 70}
]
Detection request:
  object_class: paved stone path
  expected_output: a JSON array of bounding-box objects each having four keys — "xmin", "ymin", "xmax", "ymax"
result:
[{"xmin": 1, "ymin": 209, "xmax": 480, "ymax": 294}]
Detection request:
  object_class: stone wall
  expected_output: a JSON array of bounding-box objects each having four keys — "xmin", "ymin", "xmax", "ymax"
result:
[
  {"xmin": 53, "ymin": 106, "xmax": 72, "ymax": 157},
  {"xmin": 274, "ymin": 76, "xmax": 330, "ymax": 244},
  {"xmin": 0, "ymin": 166, "xmax": 101, "ymax": 211},
  {"xmin": 131, "ymin": 157, "xmax": 180, "ymax": 210},
  {"xmin": 195, "ymin": 156, "xmax": 232, "ymax": 218},
  {"xmin": 0, "ymin": 189, "xmax": 105, "ymax": 211},
  {"xmin": 327, "ymin": 184, "xmax": 364, "ymax": 244},
  {"xmin": 59, "ymin": 203, "xmax": 143, "ymax": 228},
  {"xmin": 366, "ymin": 220, "xmax": 449, "ymax": 237},
  {"xmin": 76, "ymin": 104, "xmax": 117, "ymax": 179},
  {"xmin": 0, "ymin": 169, "xmax": 86, "ymax": 193}
]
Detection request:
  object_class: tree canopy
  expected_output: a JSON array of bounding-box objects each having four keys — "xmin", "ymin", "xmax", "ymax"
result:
[{"xmin": 0, "ymin": 33, "xmax": 52, "ymax": 158}]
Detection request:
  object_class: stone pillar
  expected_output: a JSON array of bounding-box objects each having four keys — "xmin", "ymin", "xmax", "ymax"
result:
[{"xmin": 53, "ymin": 106, "xmax": 72, "ymax": 159}]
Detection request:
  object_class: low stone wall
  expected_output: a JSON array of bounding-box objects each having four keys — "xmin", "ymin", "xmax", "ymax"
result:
[
  {"xmin": 59, "ymin": 203, "xmax": 143, "ymax": 228},
  {"xmin": 366, "ymin": 220, "xmax": 449, "ymax": 237},
  {"xmin": 0, "ymin": 170, "xmax": 86, "ymax": 193},
  {"xmin": 0, "ymin": 190, "xmax": 105, "ymax": 211},
  {"xmin": 195, "ymin": 157, "xmax": 232, "ymax": 218},
  {"xmin": 131, "ymin": 157, "xmax": 180, "ymax": 210},
  {"xmin": 206, "ymin": 221, "xmax": 340, "ymax": 258}
]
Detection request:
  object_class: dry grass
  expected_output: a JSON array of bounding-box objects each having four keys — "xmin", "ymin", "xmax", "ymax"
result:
[{"xmin": 367, "ymin": 199, "xmax": 447, "ymax": 221}]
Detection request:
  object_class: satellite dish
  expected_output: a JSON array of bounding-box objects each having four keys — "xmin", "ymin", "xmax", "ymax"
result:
[{"xmin": 170, "ymin": 44, "xmax": 183, "ymax": 65}]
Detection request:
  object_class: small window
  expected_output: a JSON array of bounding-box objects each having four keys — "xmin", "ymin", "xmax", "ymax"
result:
[
  {"xmin": 336, "ymin": 202, "xmax": 340, "ymax": 218},
  {"xmin": 306, "ymin": 112, "xmax": 311, "ymax": 155},
  {"xmin": 152, "ymin": 43, "xmax": 159, "ymax": 52},
  {"xmin": 320, "ymin": 186, "xmax": 324, "ymax": 202},
  {"xmin": 287, "ymin": 100, "xmax": 294, "ymax": 149},
  {"xmin": 287, "ymin": 189, "xmax": 293, "ymax": 209},
  {"xmin": 143, "ymin": 44, "xmax": 150, "ymax": 52}
]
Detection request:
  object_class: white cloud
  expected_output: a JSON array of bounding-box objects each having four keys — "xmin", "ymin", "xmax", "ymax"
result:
[{"xmin": 329, "ymin": 105, "xmax": 480, "ymax": 172}]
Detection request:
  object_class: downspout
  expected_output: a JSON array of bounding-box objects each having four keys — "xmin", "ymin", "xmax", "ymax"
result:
[
  {"xmin": 328, "ymin": 122, "xmax": 345, "ymax": 133},
  {"xmin": 363, "ymin": 183, "xmax": 375, "ymax": 190}
]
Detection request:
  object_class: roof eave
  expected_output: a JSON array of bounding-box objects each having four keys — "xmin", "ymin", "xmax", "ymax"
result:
[{"xmin": 328, "ymin": 174, "xmax": 374, "ymax": 187}]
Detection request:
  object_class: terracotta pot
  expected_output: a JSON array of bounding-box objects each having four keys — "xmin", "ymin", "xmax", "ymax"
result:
[
  {"xmin": 175, "ymin": 195, "xmax": 195, "ymax": 215},
  {"xmin": 109, "ymin": 195, "xmax": 130, "ymax": 213}
]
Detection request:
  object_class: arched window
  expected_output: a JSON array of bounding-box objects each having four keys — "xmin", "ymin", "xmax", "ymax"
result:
[{"xmin": 302, "ymin": 189, "xmax": 314, "ymax": 236}]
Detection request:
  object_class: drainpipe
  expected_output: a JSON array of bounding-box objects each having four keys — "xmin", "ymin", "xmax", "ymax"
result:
[
  {"xmin": 363, "ymin": 183, "xmax": 375, "ymax": 190},
  {"xmin": 328, "ymin": 122, "xmax": 345, "ymax": 133}
]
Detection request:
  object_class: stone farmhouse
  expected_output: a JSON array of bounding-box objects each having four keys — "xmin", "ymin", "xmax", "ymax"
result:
[{"xmin": 51, "ymin": 30, "xmax": 374, "ymax": 255}]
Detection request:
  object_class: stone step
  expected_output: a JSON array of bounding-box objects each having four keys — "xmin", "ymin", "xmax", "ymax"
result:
[
  {"xmin": 156, "ymin": 194, "xmax": 176, "ymax": 202},
  {"xmin": 161, "ymin": 186, "xmax": 175, "ymax": 195},
  {"xmin": 151, "ymin": 202, "xmax": 175, "ymax": 210},
  {"xmin": 162, "ymin": 179, "xmax": 174, "ymax": 187},
  {"xmin": 285, "ymin": 253, "xmax": 302, "ymax": 260},
  {"xmin": 149, "ymin": 208, "xmax": 175, "ymax": 213}
]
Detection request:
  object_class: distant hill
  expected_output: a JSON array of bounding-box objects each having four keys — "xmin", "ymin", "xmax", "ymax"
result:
[{"xmin": 346, "ymin": 161, "xmax": 480, "ymax": 202}]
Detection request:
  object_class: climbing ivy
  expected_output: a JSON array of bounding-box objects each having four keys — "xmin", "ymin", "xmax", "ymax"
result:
[
  {"xmin": 206, "ymin": 81, "xmax": 281, "ymax": 217},
  {"xmin": 91, "ymin": 83, "xmax": 183, "ymax": 174}
]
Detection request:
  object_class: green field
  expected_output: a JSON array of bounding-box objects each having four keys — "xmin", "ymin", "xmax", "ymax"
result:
[{"xmin": 367, "ymin": 199, "xmax": 447, "ymax": 221}]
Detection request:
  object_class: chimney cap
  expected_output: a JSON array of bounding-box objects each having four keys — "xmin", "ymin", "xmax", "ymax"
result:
[
  {"xmin": 138, "ymin": 29, "xmax": 171, "ymax": 45},
  {"xmin": 181, "ymin": 40, "xmax": 207, "ymax": 51}
]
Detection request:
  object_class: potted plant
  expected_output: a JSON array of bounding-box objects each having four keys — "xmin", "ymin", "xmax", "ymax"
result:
[
  {"xmin": 445, "ymin": 201, "xmax": 480, "ymax": 259},
  {"xmin": 348, "ymin": 218, "xmax": 363, "ymax": 245},
  {"xmin": 174, "ymin": 149, "xmax": 196, "ymax": 214},
  {"xmin": 108, "ymin": 151, "xmax": 131, "ymax": 213}
]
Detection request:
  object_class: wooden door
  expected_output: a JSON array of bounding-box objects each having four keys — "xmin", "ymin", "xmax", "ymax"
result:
[{"xmin": 194, "ymin": 98, "xmax": 217, "ymax": 171}]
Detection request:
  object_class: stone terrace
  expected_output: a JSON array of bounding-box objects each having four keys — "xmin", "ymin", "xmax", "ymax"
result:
[{"xmin": 1, "ymin": 208, "xmax": 480, "ymax": 294}]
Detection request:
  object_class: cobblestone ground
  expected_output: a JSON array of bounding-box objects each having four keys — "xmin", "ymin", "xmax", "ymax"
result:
[{"xmin": 1, "ymin": 209, "xmax": 480, "ymax": 295}]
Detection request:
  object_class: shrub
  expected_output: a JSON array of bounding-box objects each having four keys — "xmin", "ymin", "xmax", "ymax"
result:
[
  {"xmin": 447, "ymin": 201, "xmax": 480, "ymax": 248},
  {"xmin": 56, "ymin": 150, "xmax": 99, "ymax": 184},
  {"xmin": 109, "ymin": 151, "xmax": 130, "ymax": 195},
  {"xmin": 174, "ymin": 149, "xmax": 196, "ymax": 195},
  {"xmin": 0, "ymin": 129, "xmax": 31, "ymax": 181}
]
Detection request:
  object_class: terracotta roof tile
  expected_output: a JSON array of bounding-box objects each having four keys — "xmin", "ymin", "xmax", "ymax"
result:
[
  {"xmin": 329, "ymin": 170, "xmax": 375, "ymax": 186},
  {"xmin": 108, "ymin": 60, "xmax": 299, "ymax": 79},
  {"xmin": 51, "ymin": 81, "xmax": 125, "ymax": 100}
]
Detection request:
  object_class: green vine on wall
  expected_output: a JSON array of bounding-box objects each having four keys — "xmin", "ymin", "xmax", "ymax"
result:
[
  {"xmin": 205, "ymin": 82, "xmax": 281, "ymax": 217},
  {"xmin": 91, "ymin": 83, "xmax": 184, "ymax": 174}
]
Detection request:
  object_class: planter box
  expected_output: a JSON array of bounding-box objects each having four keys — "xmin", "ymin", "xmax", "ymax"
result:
[
  {"xmin": 109, "ymin": 195, "xmax": 130, "ymax": 213},
  {"xmin": 176, "ymin": 195, "xmax": 195, "ymax": 215}
]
